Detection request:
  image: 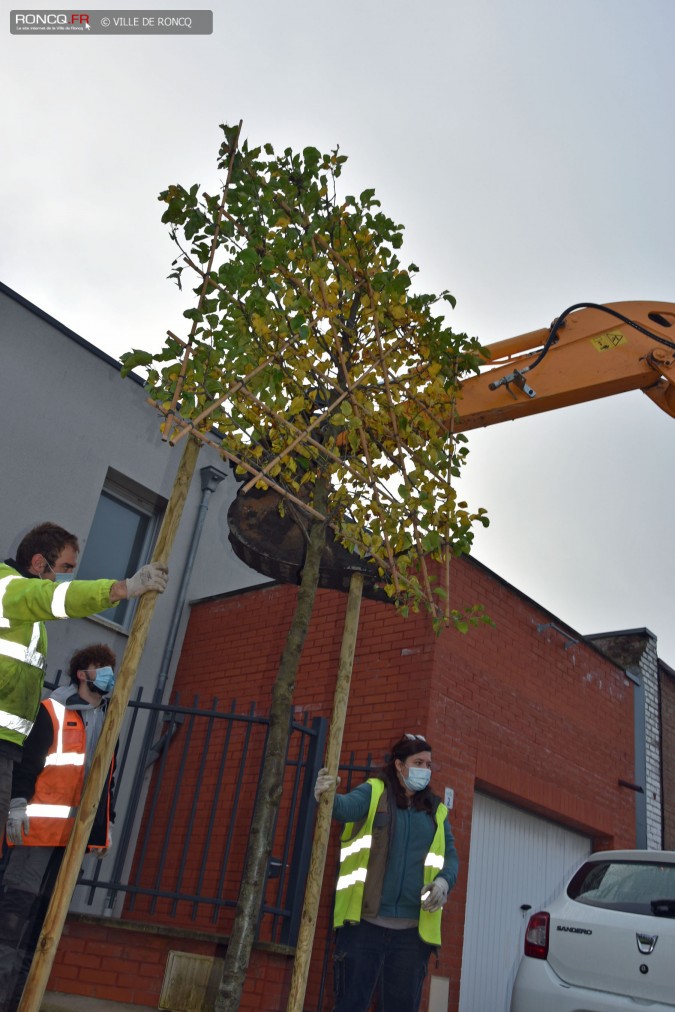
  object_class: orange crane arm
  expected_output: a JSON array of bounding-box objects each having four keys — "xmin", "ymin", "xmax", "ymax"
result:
[{"xmin": 454, "ymin": 301, "xmax": 675, "ymax": 431}]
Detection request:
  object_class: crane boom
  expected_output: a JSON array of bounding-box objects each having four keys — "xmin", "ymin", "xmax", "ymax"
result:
[{"xmin": 454, "ymin": 301, "xmax": 675, "ymax": 431}]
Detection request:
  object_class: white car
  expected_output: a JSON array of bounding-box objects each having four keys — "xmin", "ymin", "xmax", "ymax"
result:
[{"xmin": 510, "ymin": 849, "xmax": 675, "ymax": 1012}]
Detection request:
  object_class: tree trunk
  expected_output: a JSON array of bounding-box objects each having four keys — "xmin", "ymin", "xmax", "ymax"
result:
[{"xmin": 214, "ymin": 477, "xmax": 329, "ymax": 1012}]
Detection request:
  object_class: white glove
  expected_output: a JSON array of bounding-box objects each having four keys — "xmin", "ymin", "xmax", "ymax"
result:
[
  {"xmin": 95, "ymin": 828, "xmax": 113, "ymax": 860},
  {"xmin": 421, "ymin": 877, "xmax": 449, "ymax": 912},
  {"xmin": 6, "ymin": 798, "xmax": 29, "ymax": 846},
  {"xmin": 314, "ymin": 767, "xmax": 340, "ymax": 802},
  {"xmin": 126, "ymin": 563, "xmax": 168, "ymax": 598}
]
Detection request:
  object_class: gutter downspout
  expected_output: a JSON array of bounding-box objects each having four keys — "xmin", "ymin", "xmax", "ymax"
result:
[
  {"xmin": 105, "ymin": 464, "xmax": 227, "ymax": 911},
  {"xmin": 154, "ymin": 465, "xmax": 227, "ymax": 700},
  {"xmin": 629, "ymin": 667, "xmax": 648, "ymax": 849}
]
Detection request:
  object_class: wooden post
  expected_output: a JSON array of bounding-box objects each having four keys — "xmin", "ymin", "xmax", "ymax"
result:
[
  {"xmin": 17, "ymin": 435, "xmax": 201, "ymax": 1012},
  {"xmin": 285, "ymin": 571, "xmax": 364, "ymax": 1012}
]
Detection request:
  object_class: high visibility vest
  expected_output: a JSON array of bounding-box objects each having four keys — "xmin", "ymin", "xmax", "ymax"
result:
[
  {"xmin": 0, "ymin": 568, "xmax": 49, "ymax": 745},
  {"xmin": 333, "ymin": 778, "xmax": 448, "ymax": 945},
  {"xmin": 0, "ymin": 564, "xmax": 116, "ymax": 747},
  {"xmin": 21, "ymin": 699, "xmax": 111, "ymax": 850}
]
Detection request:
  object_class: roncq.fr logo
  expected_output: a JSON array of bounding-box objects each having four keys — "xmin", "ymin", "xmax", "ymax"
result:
[{"xmin": 14, "ymin": 13, "xmax": 91, "ymax": 26}]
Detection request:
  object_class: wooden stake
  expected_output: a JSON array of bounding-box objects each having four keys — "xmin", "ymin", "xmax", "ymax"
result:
[
  {"xmin": 17, "ymin": 435, "xmax": 201, "ymax": 1012},
  {"xmin": 285, "ymin": 571, "xmax": 364, "ymax": 1012}
]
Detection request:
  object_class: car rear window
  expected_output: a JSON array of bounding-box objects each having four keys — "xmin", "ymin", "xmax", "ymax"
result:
[{"xmin": 568, "ymin": 860, "xmax": 675, "ymax": 916}]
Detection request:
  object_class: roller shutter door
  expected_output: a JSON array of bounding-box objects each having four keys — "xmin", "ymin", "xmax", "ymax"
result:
[{"xmin": 457, "ymin": 792, "xmax": 591, "ymax": 1012}]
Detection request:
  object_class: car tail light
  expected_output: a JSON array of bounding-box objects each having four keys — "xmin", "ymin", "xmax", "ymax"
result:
[{"xmin": 524, "ymin": 911, "xmax": 550, "ymax": 959}]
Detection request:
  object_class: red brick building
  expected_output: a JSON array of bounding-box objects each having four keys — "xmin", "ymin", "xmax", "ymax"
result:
[{"xmin": 49, "ymin": 555, "xmax": 637, "ymax": 1011}]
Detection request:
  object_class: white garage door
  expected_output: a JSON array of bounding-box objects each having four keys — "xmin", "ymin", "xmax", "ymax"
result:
[{"xmin": 457, "ymin": 793, "xmax": 591, "ymax": 1012}]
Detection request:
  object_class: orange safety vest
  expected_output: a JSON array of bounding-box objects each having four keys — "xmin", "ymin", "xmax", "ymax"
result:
[{"xmin": 22, "ymin": 698, "xmax": 111, "ymax": 850}]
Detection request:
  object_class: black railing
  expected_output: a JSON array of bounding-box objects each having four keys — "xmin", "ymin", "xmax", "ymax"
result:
[
  {"xmin": 76, "ymin": 690, "xmax": 328, "ymax": 946},
  {"xmin": 45, "ymin": 675, "xmax": 376, "ymax": 1009}
]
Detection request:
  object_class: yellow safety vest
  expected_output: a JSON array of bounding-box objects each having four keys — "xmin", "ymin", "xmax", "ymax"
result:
[
  {"xmin": 333, "ymin": 778, "xmax": 448, "ymax": 945},
  {"xmin": 0, "ymin": 565, "xmax": 115, "ymax": 746}
]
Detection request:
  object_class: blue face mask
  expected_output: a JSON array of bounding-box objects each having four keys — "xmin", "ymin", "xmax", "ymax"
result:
[
  {"xmin": 44, "ymin": 561, "xmax": 76, "ymax": 583},
  {"xmin": 91, "ymin": 666, "xmax": 115, "ymax": 694},
  {"xmin": 402, "ymin": 766, "xmax": 432, "ymax": 792}
]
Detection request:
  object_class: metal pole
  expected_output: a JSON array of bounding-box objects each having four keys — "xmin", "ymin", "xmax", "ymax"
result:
[
  {"xmin": 286, "ymin": 571, "xmax": 364, "ymax": 1012},
  {"xmin": 18, "ymin": 435, "xmax": 201, "ymax": 1012}
]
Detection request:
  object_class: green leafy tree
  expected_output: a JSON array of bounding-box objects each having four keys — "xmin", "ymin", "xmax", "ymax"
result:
[{"xmin": 122, "ymin": 123, "xmax": 489, "ymax": 1010}]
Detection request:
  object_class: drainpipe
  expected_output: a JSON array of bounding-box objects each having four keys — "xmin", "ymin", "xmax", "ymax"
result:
[
  {"xmin": 105, "ymin": 464, "xmax": 227, "ymax": 910},
  {"xmin": 153, "ymin": 464, "xmax": 227, "ymax": 701},
  {"xmin": 632, "ymin": 672, "xmax": 648, "ymax": 848}
]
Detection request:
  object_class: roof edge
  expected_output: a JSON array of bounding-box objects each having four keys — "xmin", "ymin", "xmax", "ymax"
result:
[{"xmin": 0, "ymin": 279, "xmax": 145, "ymax": 386}]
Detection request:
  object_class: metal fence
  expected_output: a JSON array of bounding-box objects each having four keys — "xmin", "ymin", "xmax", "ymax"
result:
[
  {"xmin": 73, "ymin": 690, "xmax": 330, "ymax": 945},
  {"xmin": 44, "ymin": 674, "xmax": 375, "ymax": 1007}
]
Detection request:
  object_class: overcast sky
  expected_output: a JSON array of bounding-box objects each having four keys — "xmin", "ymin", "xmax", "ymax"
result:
[{"xmin": 2, "ymin": 0, "xmax": 674, "ymax": 663}]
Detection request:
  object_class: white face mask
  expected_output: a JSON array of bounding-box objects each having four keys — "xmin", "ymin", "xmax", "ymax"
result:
[{"xmin": 402, "ymin": 765, "xmax": 431, "ymax": 792}]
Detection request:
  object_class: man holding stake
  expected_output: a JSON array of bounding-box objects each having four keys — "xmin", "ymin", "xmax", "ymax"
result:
[{"xmin": 0, "ymin": 521, "xmax": 168, "ymax": 841}]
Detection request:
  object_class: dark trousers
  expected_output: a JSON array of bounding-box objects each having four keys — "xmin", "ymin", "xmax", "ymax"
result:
[
  {"xmin": 333, "ymin": 921, "xmax": 433, "ymax": 1012},
  {"xmin": 0, "ymin": 753, "xmax": 15, "ymax": 844},
  {"xmin": 0, "ymin": 846, "xmax": 63, "ymax": 1012}
]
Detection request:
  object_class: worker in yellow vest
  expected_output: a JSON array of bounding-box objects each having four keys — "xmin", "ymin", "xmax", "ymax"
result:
[
  {"xmin": 0, "ymin": 521, "xmax": 168, "ymax": 843},
  {"xmin": 314, "ymin": 733, "xmax": 458, "ymax": 1012}
]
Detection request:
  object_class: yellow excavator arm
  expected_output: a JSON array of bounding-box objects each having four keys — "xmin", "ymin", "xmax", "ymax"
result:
[
  {"xmin": 227, "ymin": 300, "xmax": 675, "ymax": 597},
  {"xmin": 454, "ymin": 301, "xmax": 675, "ymax": 431}
]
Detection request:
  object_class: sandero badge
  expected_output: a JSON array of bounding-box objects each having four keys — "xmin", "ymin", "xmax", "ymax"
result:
[{"xmin": 636, "ymin": 933, "xmax": 658, "ymax": 955}]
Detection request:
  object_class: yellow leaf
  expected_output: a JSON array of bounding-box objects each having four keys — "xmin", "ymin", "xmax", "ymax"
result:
[{"xmin": 288, "ymin": 395, "xmax": 307, "ymax": 415}]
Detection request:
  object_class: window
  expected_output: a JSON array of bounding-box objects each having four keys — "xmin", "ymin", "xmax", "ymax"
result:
[
  {"xmin": 77, "ymin": 470, "xmax": 164, "ymax": 627},
  {"xmin": 568, "ymin": 859, "xmax": 675, "ymax": 916}
]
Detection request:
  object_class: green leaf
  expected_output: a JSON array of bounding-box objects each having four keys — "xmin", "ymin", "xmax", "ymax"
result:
[
  {"xmin": 303, "ymin": 146, "xmax": 321, "ymax": 166},
  {"xmin": 359, "ymin": 188, "xmax": 380, "ymax": 207},
  {"xmin": 119, "ymin": 349, "xmax": 154, "ymax": 376}
]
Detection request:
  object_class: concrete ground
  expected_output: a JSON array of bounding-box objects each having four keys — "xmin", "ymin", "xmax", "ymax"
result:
[{"xmin": 42, "ymin": 994, "xmax": 153, "ymax": 1012}]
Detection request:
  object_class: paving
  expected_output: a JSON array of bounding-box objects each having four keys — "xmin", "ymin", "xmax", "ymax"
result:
[{"xmin": 42, "ymin": 994, "xmax": 152, "ymax": 1012}]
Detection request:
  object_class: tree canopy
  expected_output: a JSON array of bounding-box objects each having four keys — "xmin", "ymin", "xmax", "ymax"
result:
[{"xmin": 122, "ymin": 122, "xmax": 489, "ymax": 630}]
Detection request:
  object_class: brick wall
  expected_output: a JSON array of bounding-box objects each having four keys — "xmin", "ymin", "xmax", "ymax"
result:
[
  {"xmin": 643, "ymin": 639, "xmax": 663, "ymax": 849},
  {"xmin": 588, "ymin": 629, "xmax": 663, "ymax": 848},
  {"xmin": 50, "ymin": 556, "xmax": 636, "ymax": 1010},
  {"xmin": 47, "ymin": 917, "xmax": 291, "ymax": 1009}
]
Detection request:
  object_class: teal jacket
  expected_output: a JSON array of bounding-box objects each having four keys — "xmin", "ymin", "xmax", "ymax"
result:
[
  {"xmin": 333, "ymin": 779, "xmax": 459, "ymax": 921},
  {"xmin": 0, "ymin": 562, "xmax": 116, "ymax": 747}
]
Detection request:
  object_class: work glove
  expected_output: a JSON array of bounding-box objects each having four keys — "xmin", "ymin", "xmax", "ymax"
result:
[
  {"xmin": 126, "ymin": 562, "xmax": 168, "ymax": 598},
  {"xmin": 421, "ymin": 877, "xmax": 449, "ymax": 913},
  {"xmin": 314, "ymin": 767, "xmax": 341, "ymax": 802},
  {"xmin": 6, "ymin": 798, "xmax": 29, "ymax": 846},
  {"xmin": 95, "ymin": 829, "xmax": 112, "ymax": 860}
]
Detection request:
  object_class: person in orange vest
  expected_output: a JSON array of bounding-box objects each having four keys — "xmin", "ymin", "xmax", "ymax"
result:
[{"xmin": 0, "ymin": 642, "xmax": 117, "ymax": 1011}]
